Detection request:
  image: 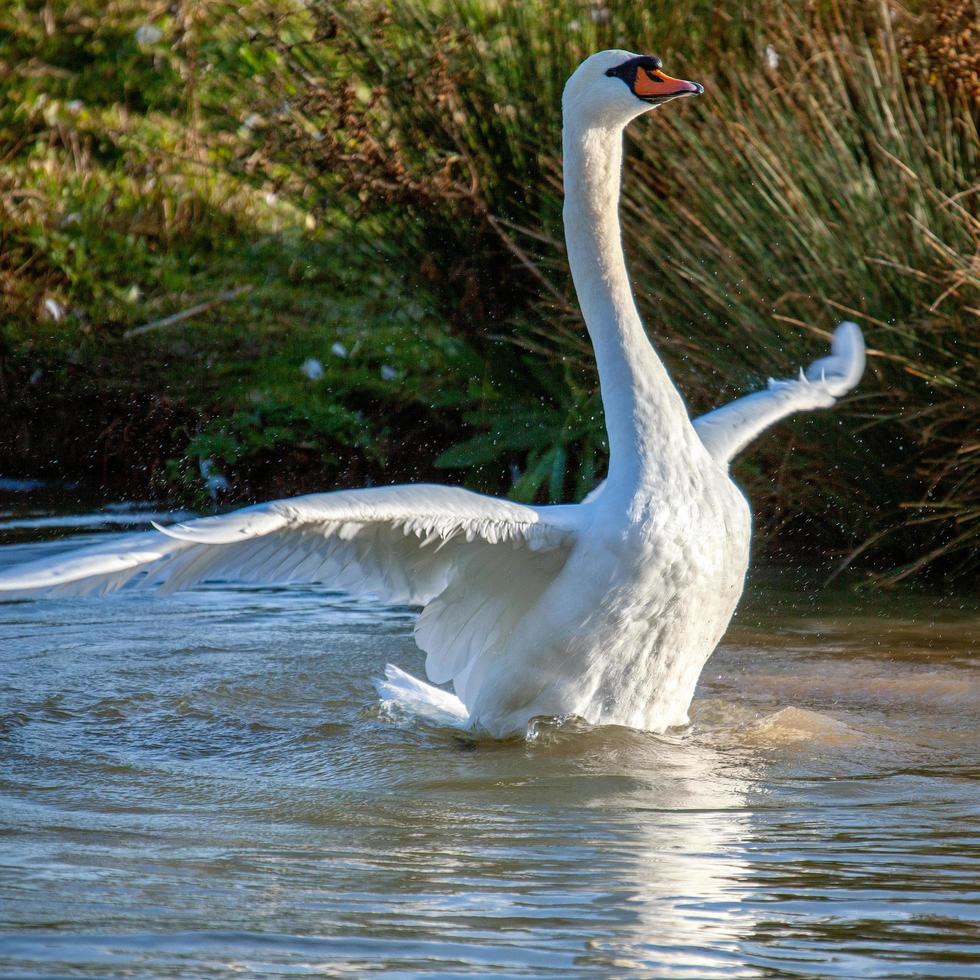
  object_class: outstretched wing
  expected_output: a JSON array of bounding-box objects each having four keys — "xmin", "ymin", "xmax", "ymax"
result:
[
  {"xmin": 693, "ymin": 322, "xmax": 865, "ymax": 464},
  {"xmin": 0, "ymin": 485, "xmax": 576, "ymax": 605}
]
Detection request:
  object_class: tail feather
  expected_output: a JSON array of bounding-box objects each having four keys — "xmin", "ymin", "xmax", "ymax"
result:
[{"xmin": 373, "ymin": 664, "xmax": 470, "ymax": 729}]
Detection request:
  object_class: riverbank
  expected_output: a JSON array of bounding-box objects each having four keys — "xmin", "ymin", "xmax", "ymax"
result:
[{"xmin": 3, "ymin": 229, "xmax": 475, "ymax": 507}]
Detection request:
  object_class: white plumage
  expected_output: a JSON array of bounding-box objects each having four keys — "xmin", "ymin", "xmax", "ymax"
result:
[{"xmin": 0, "ymin": 50, "xmax": 866, "ymax": 738}]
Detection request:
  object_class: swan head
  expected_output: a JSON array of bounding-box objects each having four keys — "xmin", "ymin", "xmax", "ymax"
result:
[{"xmin": 562, "ymin": 49, "xmax": 703, "ymax": 127}]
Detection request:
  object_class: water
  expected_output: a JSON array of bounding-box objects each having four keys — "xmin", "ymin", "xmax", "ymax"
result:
[{"xmin": 1, "ymin": 518, "xmax": 978, "ymax": 978}]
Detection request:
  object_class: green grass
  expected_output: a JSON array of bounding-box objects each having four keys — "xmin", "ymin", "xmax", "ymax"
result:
[{"xmin": 0, "ymin": 0, "xmax": 495, "ymax": 506}]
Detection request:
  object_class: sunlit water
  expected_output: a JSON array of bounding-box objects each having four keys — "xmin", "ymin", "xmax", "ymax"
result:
[{"xmin": 1, "ymin": 512, "xmax": 978, "ymax": 978}]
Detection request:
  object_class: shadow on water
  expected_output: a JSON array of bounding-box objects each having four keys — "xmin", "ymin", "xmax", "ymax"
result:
[{"xmin": 0, "ymin": 522, "xmax": 978, "ymax": 977}]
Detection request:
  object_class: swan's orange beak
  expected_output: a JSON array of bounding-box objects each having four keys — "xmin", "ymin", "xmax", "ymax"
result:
[
  {"xmin": 606, "ymin": 55, "xmax": 704, "ymax": 105},
  {"xmin": 633, "ymin": 68, "xmax": 703, "ymax": 101}
]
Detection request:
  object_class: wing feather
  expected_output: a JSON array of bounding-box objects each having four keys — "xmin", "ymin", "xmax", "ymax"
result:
[
  {"xmin": 0, "ymin": 484, "xmax": 575, "ymax": 604},
  {"xmin": 0, "ymin": 484, "xmax": 578, "ymax": 720},
  {"xmin": 694, "ymin": 322, "xmax": 866, "ymax": 464}
]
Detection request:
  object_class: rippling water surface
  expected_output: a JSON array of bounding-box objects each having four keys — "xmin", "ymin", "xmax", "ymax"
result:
[{"xmin": 1, "ymin": 515, "xmax": 978, "ymax": 978}]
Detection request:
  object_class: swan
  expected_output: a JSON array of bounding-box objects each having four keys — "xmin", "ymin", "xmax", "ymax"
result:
[{"xmin": 0, "ymin": 51, "xmax": 865, "ymax": 738}]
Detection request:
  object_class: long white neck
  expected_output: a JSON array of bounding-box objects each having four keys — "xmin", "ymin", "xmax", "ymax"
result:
[{"xmin": 562, "ymin": 113, "xmax": 698, "ymax": 493}]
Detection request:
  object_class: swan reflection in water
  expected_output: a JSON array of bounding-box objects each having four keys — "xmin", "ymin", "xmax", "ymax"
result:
[
  {"xmin": 559, "ymin": 732, "xmax": 757, "ymax": 974},
  {"xmin": 365, "ymin": 712, "xmax": 766, "ymax": 977}
]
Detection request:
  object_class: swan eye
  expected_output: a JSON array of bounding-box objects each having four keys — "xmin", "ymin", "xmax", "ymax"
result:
[{"xmin": 605, "ymin": 55, "xmax": 664, "ymax": 90}]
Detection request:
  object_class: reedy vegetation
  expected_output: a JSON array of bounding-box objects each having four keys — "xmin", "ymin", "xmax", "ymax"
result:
[
  {"xmin": 252, "ymin": 0, "xmax": 979, "ymax": 584},
  {"xmin": 1, "ymin": 0, "xmax": 977, "ymax": 584}
]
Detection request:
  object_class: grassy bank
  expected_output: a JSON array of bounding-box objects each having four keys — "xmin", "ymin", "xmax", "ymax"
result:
[
  {"xmin": 1, "ymin": 0, "xmax": 977, "ymax": 584},
  {"xmin": 0, "ymin": 0, "xmax": 492, "ymax": 507}
]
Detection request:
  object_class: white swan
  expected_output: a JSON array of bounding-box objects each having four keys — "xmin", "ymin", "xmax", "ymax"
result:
[{"xmin": 0, "ymin": 51, "xmax": 865, "ymax": 738}]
